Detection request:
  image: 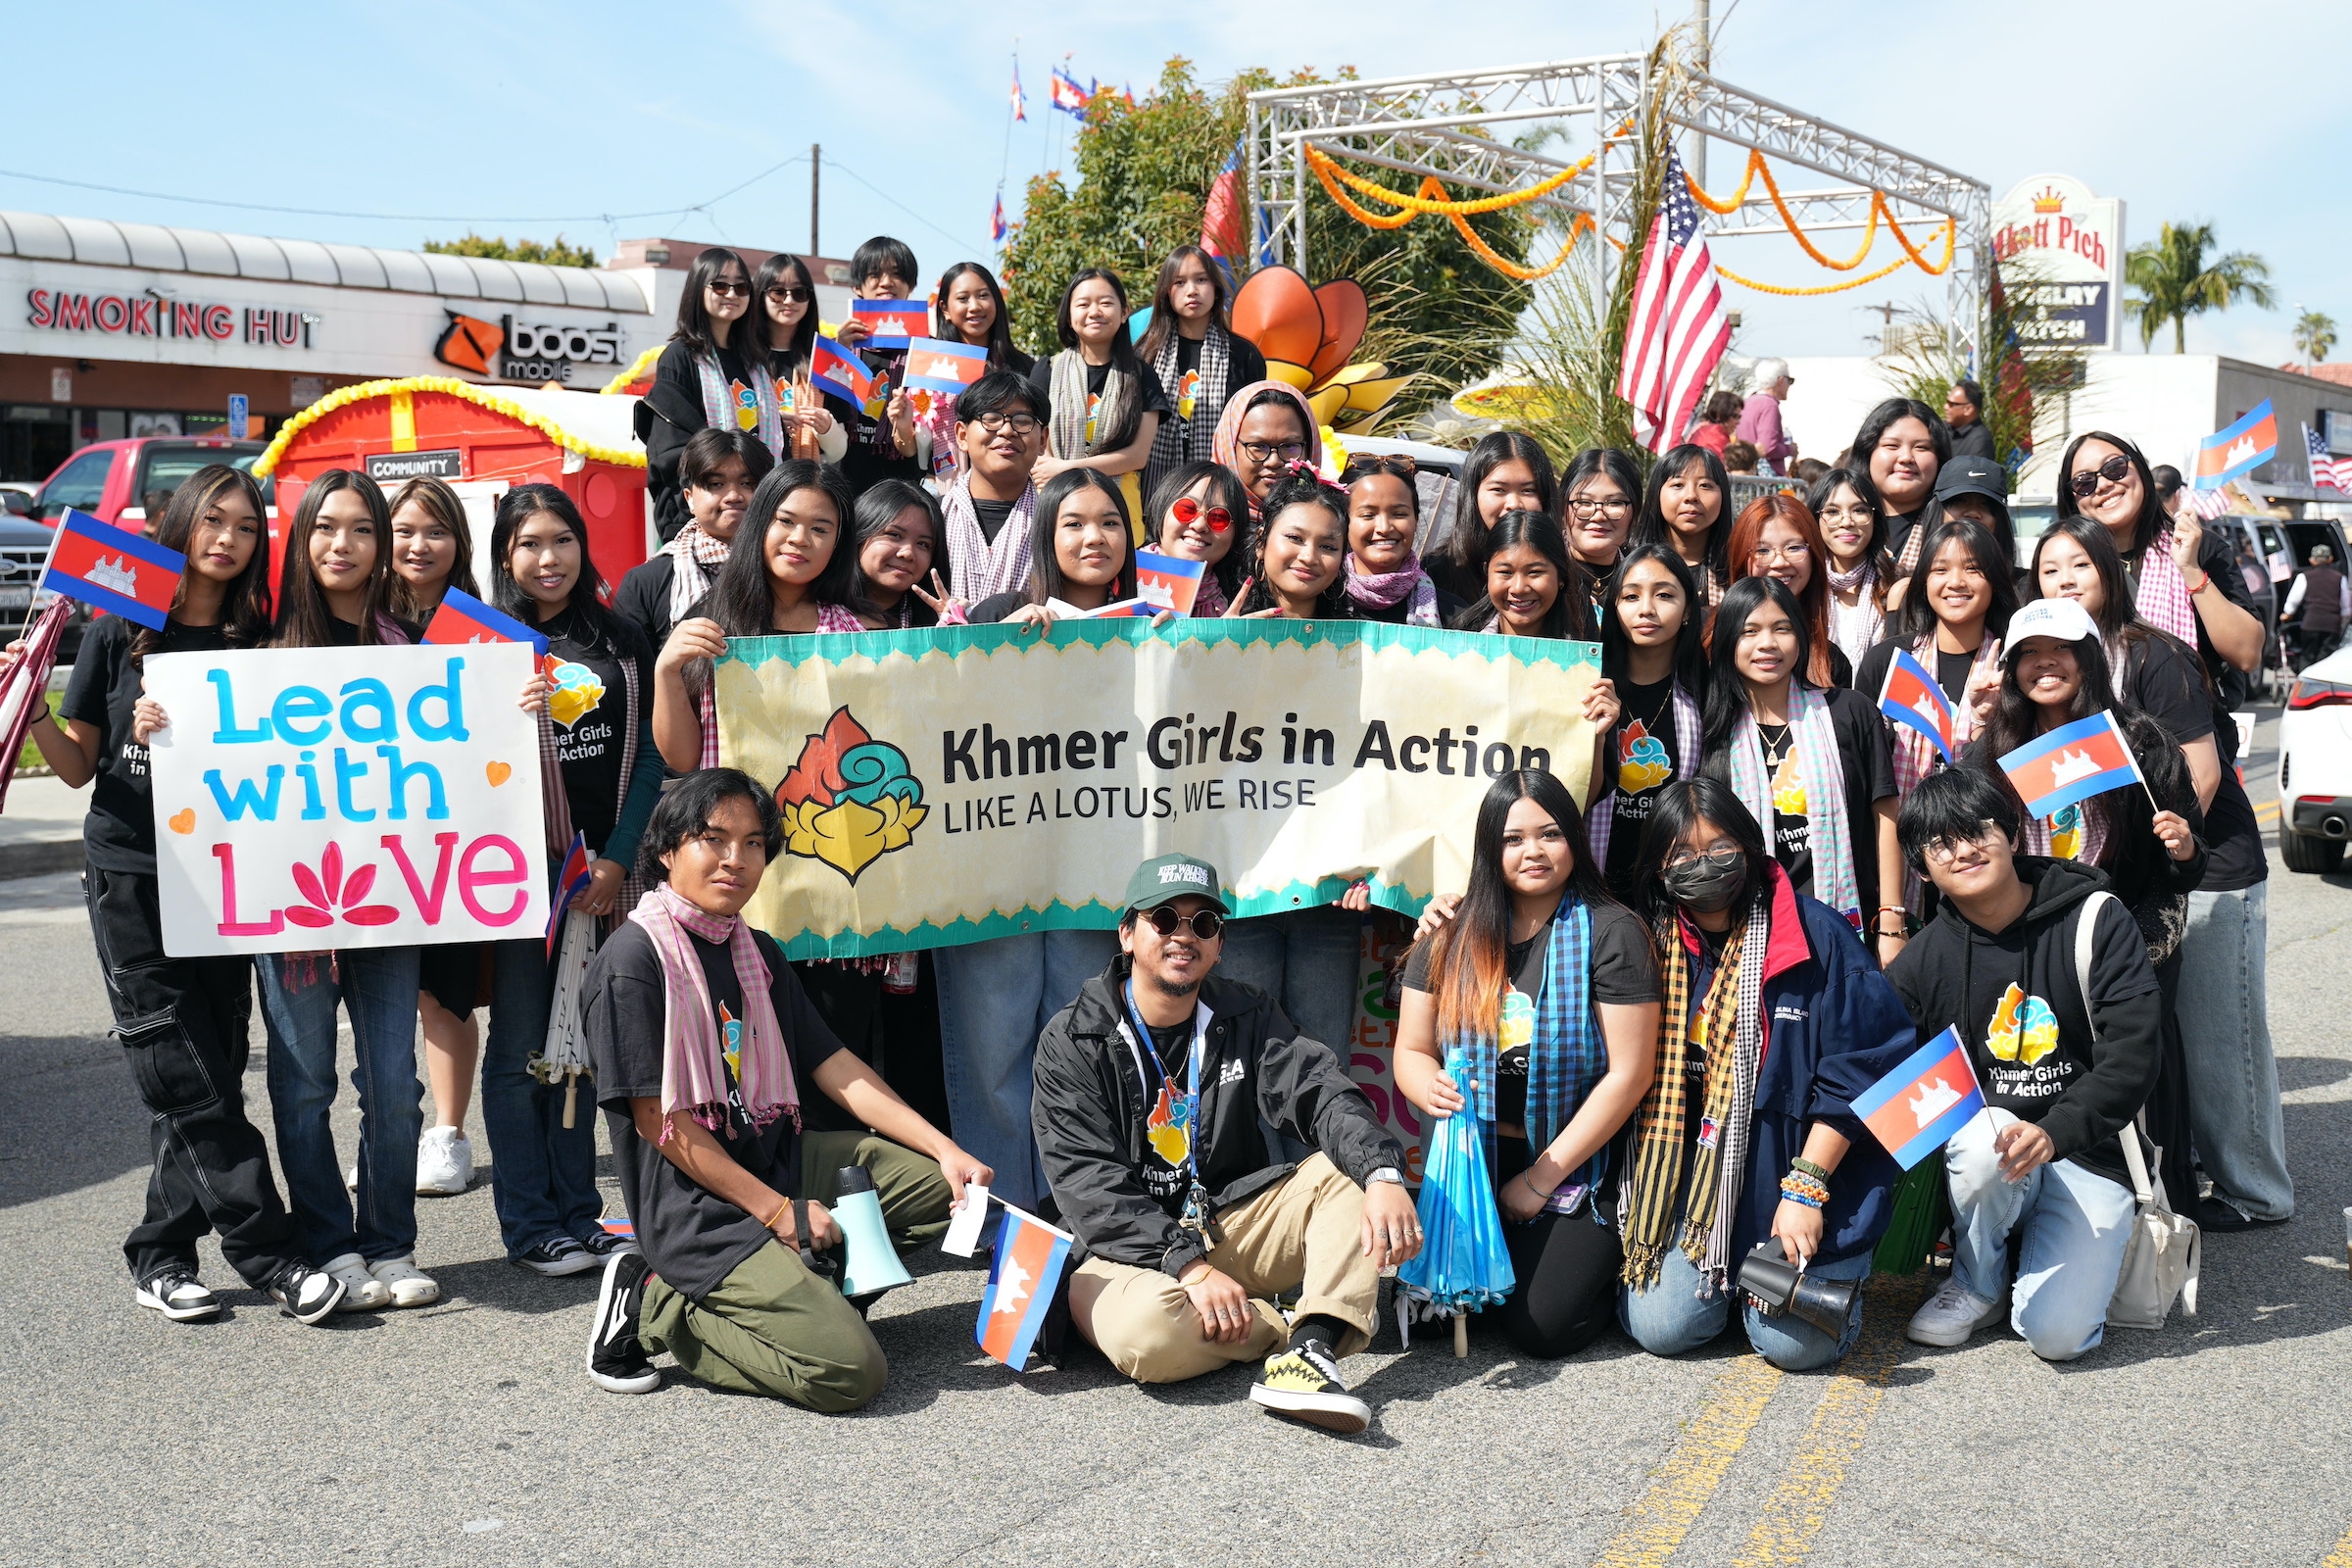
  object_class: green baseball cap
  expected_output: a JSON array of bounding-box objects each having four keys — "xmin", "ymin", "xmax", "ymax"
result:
[{"xmin": 1123, "ymin": 853, "xmax": 1229, "ymax": 915}]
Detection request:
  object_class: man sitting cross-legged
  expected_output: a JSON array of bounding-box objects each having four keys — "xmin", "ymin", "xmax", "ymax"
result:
[
  {"xmin": 580, "ymin": 767, "xmax": 990, "ymax": 1409},
  {"xmin": 1032, "ymin": 852, "xmax": 1422, "ymax": 1435}
]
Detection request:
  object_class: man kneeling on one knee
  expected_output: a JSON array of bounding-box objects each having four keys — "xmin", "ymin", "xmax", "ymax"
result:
[
  {"xmin": 580, "ymin": 768, "xmax": 990, "ymax": 1408},
  {"xmin": 1032, "ymin": 853, "xmax": 1420, "ymax": 1435}
]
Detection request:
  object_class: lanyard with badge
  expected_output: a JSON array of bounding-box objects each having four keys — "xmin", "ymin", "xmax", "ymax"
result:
[{"xmin": 1122, "ymin": 979, "xmax": 1216, "ymax": 1245}]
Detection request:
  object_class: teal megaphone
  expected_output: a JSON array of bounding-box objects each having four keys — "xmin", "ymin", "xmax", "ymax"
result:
[{"xmin": 834, "ymin": 1165, "xmax": 913, "ymax": 1297}]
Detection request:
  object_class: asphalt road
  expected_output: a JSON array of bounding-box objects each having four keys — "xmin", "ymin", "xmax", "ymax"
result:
[{"xmin": 5, "ymin": 709, "xmax": 2350, "ymax": 1567}]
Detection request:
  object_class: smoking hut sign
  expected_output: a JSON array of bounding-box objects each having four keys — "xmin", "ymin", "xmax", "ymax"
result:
[
  {"xmin": 713, "ymin": 618, "xmax": 1601, "ymax": 958},
  {"xmin": 145, "ymin": 644, "xmax": 549, "ymax": 956}
]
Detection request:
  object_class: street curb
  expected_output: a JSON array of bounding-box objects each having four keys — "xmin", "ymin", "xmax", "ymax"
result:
[{"xmin": 0, "ymin": 839, "xmax": 80, "ymax": 881}]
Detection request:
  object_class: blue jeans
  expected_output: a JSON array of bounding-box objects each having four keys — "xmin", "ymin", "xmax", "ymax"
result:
[
  {"xmin": 935, "ymin": 928, "xmax": 1119, "ymax": 1214},
  {"xmin": 2177, "ymin": 884, "xmax": 2292, "ymax": 1219},
  {"xmin": 480, "ymin": 937, "xmax": 602, "ymax": 1258},
  {"xmin": 1620, "ymin": 1223, "xmax": 1872, "ymax": 1371},
  {"xmin": 1946, "ymin": 1108, "xmax": 2136, "ymax": 1361},
  {"xmin": 259, "ymin": 947, "xmax": 422, "ymax": 1265}
]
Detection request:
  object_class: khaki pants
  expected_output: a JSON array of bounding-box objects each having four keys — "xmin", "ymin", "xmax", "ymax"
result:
[
  {"xmin": 639, "ymin": 1132, "xmax": 952, "ymax": 1412},
  {"xmin": 1070, "ymin": 1152, "xmax": 1377, "ymax": 1385}
]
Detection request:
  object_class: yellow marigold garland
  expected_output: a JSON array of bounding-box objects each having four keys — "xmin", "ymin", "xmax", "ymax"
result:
[
  {"xmin": 1714, "ymin": 210, "xmax": 1954, "ymax": 296},
  {"xmin": 1686, "ymin": 147, "xmax": 1954, "ymax": 278},
  {"xmin": 600, "ymin": 345, "xmax": 662, "ymax": 395},
  {"xmin": 255, "ymin": 376, "xmax": 647, "ymax": 477}
]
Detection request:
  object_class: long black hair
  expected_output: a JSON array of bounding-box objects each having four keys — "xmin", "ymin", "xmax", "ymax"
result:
[
  {"xmin": 1135, "ymin": 244, "xmax": 1233, "ymax": 368},
  {"xmin": 751, "ymin": 252, "xmax": 820, "ymax": 376},
  {"xmin": 1236, "ymin": 470, "xmax": 1349, "ymax": 616},
  {"xmin": 135, "ymin": 464, "xmax": 273, "ymax": 660},
  {"xmin": 488, "ymin": 482, "xmax": 633, "ymax": 660},
  {"xmin": 2054, "ymin": 428, "xmax": 2170, "ymax": 558},
  {"xmin": 1700, "ymin": 574, "xmax": 1811, "ymax": 756},
  {"xmin": 273, "ymin": 468, "xmax": 398, "ymax": 648},
  {"xmin": 848, "ymin": 478, "xmax": 951, "ymax": 625},
  {"xmin": 702, "ymin": 461, "xmax": 862, "ymax": 634},
  {"xmin": 1631, "ymin": 443, "xmax": 1733, "ymax": 591},
  {"xmin": 1425, "ymin": 768, "xmax": 1618, "ymax": 1041},
  {"xmin": 1887, "ymin": 514, "xmax": 2019, "ymax": 647},
  {"xmin": 1806, "ymin": 465, "xmax": 1892, "ymax": 571},
  {"xmin": 1435, "ymin": 431, "xmax": 1557, "ymax": 588},
  {"xmin": 671, "ymin": 246, "xmax": 753, "ymax": 358},
  {"xmin": 383, "ymin": 473, "xmax": 481, "ymax": 622},
  {"xmin": 1631, "ymin": 776, "xmax": 1772, "ymax": 931},
  {"xmin": 1600, "ymin": 542, "xmax": 1708, "ymax": 696},
  {"xmin": 931, "ymin": 261, "xmax": 1024, "ymax": 369},
  {"xmin": 1852, "ymin": 397, "xmax": 1949, "ymax": 516},
  {"xmin": 1054, "ymin": 268, "xmax": 1146, "ymax": 451},
  {"xmin": 1453, "ymin": 509, "xmax": 1592, "ymax": 640},
  {"xmin": 2028, "ymin": 514, "xmax": 2195, "ymax": 694},
  {"xmin": 1026, "ymin": 467, "xmax": 1139, "ymax": 609},
  {"xmin": 1143, "ymin": 460, "xmax": 1250, "ymax": 607}
]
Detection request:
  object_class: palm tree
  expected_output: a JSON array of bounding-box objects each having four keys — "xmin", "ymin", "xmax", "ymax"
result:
[
  {"xmin": 2294, "ymin": 309, "xmax": 2338, "ymax": 366},
  {"xmin": 2124, "ymin": 221, "xmax": 2276, "ymax": 352}
]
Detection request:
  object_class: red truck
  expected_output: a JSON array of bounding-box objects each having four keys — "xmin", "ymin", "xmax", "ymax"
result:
[{"xmin": 24, "ymin": 435, "xmax": 272, "ymax": 527}]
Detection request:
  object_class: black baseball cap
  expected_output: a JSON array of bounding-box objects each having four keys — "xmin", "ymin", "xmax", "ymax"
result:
[
  {"xmin": 1122, "ymin": 853, "xmax": 1229, "ymax": 915},
  {"xmin": 1934, "ymin": 453, "xmax": 2009, "ymax": 506}
]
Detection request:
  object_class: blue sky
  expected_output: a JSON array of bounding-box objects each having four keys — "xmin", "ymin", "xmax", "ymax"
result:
[{"xmin": 6, "ymin": 1, "xmax": 2345, "ymax": 367}]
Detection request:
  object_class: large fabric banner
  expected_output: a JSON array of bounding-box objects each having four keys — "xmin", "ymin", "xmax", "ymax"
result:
[
  {"xmin": 714, "ymin": 618, "xmax": 1601, "ymax": 958},
  {"xmin": 145, "ymin": 643, "xmax": 550, "ymax": 956}
]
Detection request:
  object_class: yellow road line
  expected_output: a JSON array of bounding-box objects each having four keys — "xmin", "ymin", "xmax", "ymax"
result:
[
  {"xmin": 2321, "ymin": 1522, "xmax": 2352, "ymax": 1568},
  {"xmin": 2257, "ymin": 800, "xmax": 2279, "ymax": 824},
  {"xmin": 1728, "ymin": 1318, "xmax": 1904, "ymax": 1565},
  {"xmin": 1591, "ymin": 1356, "xmax": 1784, "ymax": 1568}
]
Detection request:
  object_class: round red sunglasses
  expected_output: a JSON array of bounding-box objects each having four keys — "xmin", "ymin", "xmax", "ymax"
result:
[{"xmin": 1169, "ymin": 496, "xmax": 1233, "ymax": 534}]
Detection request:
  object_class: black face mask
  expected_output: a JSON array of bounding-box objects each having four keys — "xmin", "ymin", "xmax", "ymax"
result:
[{"xmin": 1662, "ymin": 850, "xmax": 1746, "ymax": 913}]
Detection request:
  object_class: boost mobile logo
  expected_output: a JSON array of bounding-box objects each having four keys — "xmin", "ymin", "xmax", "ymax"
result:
[{"xmin": 775, "ymin": 707, "xmax": 928, "ymax": 882}]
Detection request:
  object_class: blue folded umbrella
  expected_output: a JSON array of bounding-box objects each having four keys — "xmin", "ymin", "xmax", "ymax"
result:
[{"xmin": 1398, "ymin": 1047, "xmax": 1517, "ymax": 1321}]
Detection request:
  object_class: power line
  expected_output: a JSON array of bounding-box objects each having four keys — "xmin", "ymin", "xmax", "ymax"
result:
[{"xmin": 822, "ymin": 157, "xmax": 978, "ymax": 254}]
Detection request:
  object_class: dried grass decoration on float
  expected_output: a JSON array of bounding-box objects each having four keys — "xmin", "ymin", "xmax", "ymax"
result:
[
  {"xmin": 1226, "ymin": 266, "xmax": 1411, "ymax": 434},
  {"xmin": 774, "ymin": 707, "xmax": 930, "ymax": 882}
]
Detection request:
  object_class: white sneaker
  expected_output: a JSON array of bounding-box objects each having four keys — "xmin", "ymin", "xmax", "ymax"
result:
[
  {"xmin": 323, "ymin": 1252, "xmax": 391, "ymax": 1312},
  {"xmin": 368, "ymin": 1255, "xmax": 441, "ymax": 1308},
  {"xmin": 344, "ymin": 1164, "xmax": 358, "ymax": 1192},
  {"xmin": 416, "ymin": 1126, "xmax": 474, "ymax": 1196},
  {"xmin": 1905, "ymin": 1278, "xmax": 2008, "ymax": 1347}
]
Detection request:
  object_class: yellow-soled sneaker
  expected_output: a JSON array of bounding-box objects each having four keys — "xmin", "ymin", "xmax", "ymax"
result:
[{"xmin": 1249, "ymin": 1338, "xmax": 1370, "ymax": 1434}]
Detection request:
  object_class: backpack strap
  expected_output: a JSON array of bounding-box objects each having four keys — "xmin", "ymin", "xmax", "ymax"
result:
[{"xmin": 2072, "ymin": 889, "xmax": 2155, "ymax": 1205}]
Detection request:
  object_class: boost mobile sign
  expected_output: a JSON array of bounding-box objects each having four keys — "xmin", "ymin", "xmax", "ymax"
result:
[{"xmin": 1993, "ymin": 173, "xmax": 2126, "ymax": 352}]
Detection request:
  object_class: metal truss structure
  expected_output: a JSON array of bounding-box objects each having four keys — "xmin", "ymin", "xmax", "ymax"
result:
[{"xmin": 1246, "ymin": 54, "xmax": 1991, "ymax": 365}]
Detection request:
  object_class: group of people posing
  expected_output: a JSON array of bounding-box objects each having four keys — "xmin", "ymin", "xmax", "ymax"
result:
[{"xmin": 13, "ymin": 229, "xmax": 2288, "ymax": 1439}]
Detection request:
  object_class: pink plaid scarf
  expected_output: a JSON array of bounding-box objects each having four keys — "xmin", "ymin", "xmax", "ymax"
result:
[
  {"xmin": 1343, "ymin": 556, "xmax": 1440, "ymax": 625},
  {"xmin": 665, "ymin": 523, "xmax": 735, "ymax": 624},
  {"xmin": 630, "ymin": 883, "xmax": 799, "ymax": 1144},
  {"xmin": 941, "ymin": 473, "xmax": 1037, "ymax": 603},
  {"xmin": 2132, "ymin": 531, "xmax": 2201, "ymax": 646}
]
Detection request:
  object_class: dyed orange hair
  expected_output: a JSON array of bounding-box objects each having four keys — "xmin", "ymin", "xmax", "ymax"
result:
[{"xmin": 1725, "ymin": 492, "xmax": 1838, "ymax": 686}]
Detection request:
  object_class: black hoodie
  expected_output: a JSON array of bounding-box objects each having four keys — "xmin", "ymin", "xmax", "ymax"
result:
[{"xmin": 1885, "ymin": 857, "xmax": 2162, "ymax": 1187}]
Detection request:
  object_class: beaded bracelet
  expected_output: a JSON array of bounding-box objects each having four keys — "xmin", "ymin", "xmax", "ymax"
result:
[
  {"xmin": 1779, "ymin": 1172, "xmax": 1830, "ymax": 1207},
  {"xmin": 1789, "ymin": 1157, "xmax": 1831, "ymax": 1183},
  {"xmin": 1779, "ymin": 1184, "xmax": 1825, "ymax": 1209}
]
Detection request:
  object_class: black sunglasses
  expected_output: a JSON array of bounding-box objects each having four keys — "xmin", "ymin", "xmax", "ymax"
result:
[
  {"xmin": 1143, "ymin": 906, "xmax": 1224, "ymax": 940},
  {"xmin": 2068, "ymin": 453, "xmax": 2133, "ymax": 498}
]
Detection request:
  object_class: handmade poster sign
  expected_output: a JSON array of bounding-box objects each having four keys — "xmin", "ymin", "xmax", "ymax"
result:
[
  {"xmin": 713, "ymin": 618, "xmax": 1600, "ymax": 957},
  {"xmin": 144, "ymin": 643, "xmax": 551, "ymax": 956}
]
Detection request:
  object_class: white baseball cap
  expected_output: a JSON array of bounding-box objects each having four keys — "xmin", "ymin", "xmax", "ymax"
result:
[{"xmin": 2002, "ymin": 597, "xmax": 2099, "ymax": 659}]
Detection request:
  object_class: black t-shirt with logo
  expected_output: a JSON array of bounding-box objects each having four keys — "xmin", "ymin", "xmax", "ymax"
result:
[
  {"xmin": 60, "ymin": 614, "xmax": 228, "ymax": 875},
  {"xmin": 1713, "ymin": 686, "xmax": 1895, "ymax": 919},
  {"xmin": 539, "ymin": 604, "xmax": 654, "ymax": 857},
  {"xmin": 1137, "ymin": 1012, "xmax": 1199, "ymax": 1211},
  {"xmin": 1605, "ymin": 677, "xmax": 1683, "ymax": 889}
]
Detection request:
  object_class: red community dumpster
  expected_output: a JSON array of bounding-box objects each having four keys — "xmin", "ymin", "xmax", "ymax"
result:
[{"xmin": 251, "ymin": 375, "xmax": 650, "ymax": 593}]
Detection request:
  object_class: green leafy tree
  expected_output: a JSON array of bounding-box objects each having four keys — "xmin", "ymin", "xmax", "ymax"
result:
[
  {"xmin": 1000, "ymin": 59, "xmax": 1533, "ymax": 396},
  {"xmin": 2123, "ymin": 221, "xmax": 2274, "ymax": 353},
  {"xmin": 423, "ymin": 232, "xmax": 598, "ymax": 269},
  {"xmin": 2294, "ymin": 309, "xmax": 2337, "ymax": 366}
]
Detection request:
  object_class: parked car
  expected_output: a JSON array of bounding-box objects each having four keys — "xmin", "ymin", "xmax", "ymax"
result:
[
  {"xmin": 30, "ymin": 436, "xmax": 271, "ymax": 529},
  {"xmin": 2276, "ymin": 643, "xmax": 2352, "ymax": 872}
]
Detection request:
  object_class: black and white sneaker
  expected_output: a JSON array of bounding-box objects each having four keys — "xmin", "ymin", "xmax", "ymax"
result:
[
  {"xmin": 579, "ymin": 1228, "xmax": 639, "ymax": 1260},
  {"xmin": 587, "ymin": 1252, "xmax": 660, "ymax": 1395},
  {"xmin": 515, "ymin": 1236, "xmax": 598, "ymax": 1277},
  {"xmin": 266, "ymin": 1262, "xmax": 346, "ymax": 1326},
  {"xmin": 134, "ymin": 1266, "xmax": 220, "ymax": 1322},
  {"xmin": 1249, "ymin": 1336, "xmax": 1372, "ymax": 1435}
]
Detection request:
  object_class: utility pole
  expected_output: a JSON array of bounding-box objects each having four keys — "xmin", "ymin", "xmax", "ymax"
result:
[
  {"xmin": 1690, "ymin": 0, "xmax": 1708, "ymax": 189},
  {"xmin": 1868, "ymin": 299, "xmax": 1899, "ymax": 352},
  {"xmin": 810, "ymin": 144, "xmax": 821, "ymax": 258}
]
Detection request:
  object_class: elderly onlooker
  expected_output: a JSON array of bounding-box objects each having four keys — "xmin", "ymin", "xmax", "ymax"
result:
[
  {"xmin": 1736, "ymin": 359, "xmax": 1796, "ymax": 473},
  {"xmin": 1944, "ymin": 379, "xmax": 1995, "ymax": 461}
]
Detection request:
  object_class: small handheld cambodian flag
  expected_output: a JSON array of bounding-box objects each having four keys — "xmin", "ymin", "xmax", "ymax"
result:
[
  {"xmin": 423, "ymin": 586, "xmax": 551, "ymax": 657},
  {"xmin": 1876, "ymin": 646, "xmax": 1954, "ymax": 762},
  {"xmin": 903, "ymin": 338, "xmax": 990, "ymax": 395},
  {"xmin": 976, "ymin": 1202, "xmax": 1072, "ymax": 1371},
  {"xmin": 1997, "ymin": 710, "xmax": 2144, "ymax": 819},
  {"xmin": 42, "ymin": 508, "xmax": 183, "ymax": 629},
  {"xmin": 547, "ymin": 831, "xmax": 592, "ymax": 956},
  {"xmin": 1134, "ymin": 550, "xmax": 1206, "ymax": 615},
  {"xmin": 810, "ymin": 335, "xmax": 873, "ymax": 405},
  {"xmin": 2193, "ymin": 399, "xmax": 2278, "ymax": 490},
  {"xmin": 852, "ymin": 299, "xmax": 930, "ymax": 349},
  {"xmin": 1853, "ymin": 1025, "xmax": 1985, "ymax": 1169}
]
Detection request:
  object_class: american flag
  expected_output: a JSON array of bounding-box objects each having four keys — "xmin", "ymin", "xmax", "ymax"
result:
[
  {"xmin": 2305, "ymin": 422, "xmax": 2352, "ymax": 493},
  {"xmin": 2184, "ymin": 487, "xmax": 2230, "ymax": 520},
  {"xmin": 1616, "ymin": 152, "xmax": 1732, "ymax": 452}
]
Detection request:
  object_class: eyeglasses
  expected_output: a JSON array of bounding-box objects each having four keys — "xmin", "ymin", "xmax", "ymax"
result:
[
  {"xmin": 765, "ymin": 286, "xmax": 812, "ymax": 305},
  {"xmin": 1342, "ymin": 455, "xmax": 1418, "ymax": 481},
  {"xmin": 1568, "ymin": 496, "xmax": 1632, "ymax": 516},
  {"xmin": 1143, "ymin": 906, "xmax": 1224, "ymax": 940},
  {"xmin": 2068, "ymin": 454, "xmax": 2133, "ymax": 498},
  {"xmin": 1170, "ymin": 495, "xmax": 1233, "ymax": 534},
  {"xmin": 1922, "ymin": 821, "xmax": 2004, "ymax": 864},
  {"xmin": 1749, "ymin": 541, "xmax": 1812, "ymax": 564},
  {"xmin": 706, "ymin": 278, "xmax": 752, "ymax": 298},
  {"xmin": 972, "ymin": 411, "xmax": 1042, "ymax": 436},
  {"xmin": 1237, "ymin": 440, "xmax": 1308, "ymax": 465},
  {"xmin": 1663, "ymin": 845, "xmax": 1742, "ymax": 875},
  {"xmin": 1816, "ymin": 502, "xmax": 1877, "ymax": 522}
]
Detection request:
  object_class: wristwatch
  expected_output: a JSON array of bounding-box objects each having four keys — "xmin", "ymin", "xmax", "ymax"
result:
[{"xmin": 1366, "ymin": 1166, "xmax": 1405, "ymax": 1187}]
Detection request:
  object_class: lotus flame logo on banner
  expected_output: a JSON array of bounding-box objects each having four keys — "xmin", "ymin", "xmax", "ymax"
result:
[
  {"xmin": 142, "ymin": 644, "xmax": 550, "ymax": 956},
  {"xmin": 43, "ymin": 508, "xmax": 184, "ymax": 630},
  {"xmin": 851, "ymin": 299, "xmax": 930, "ymax": 350},
  {"xmin": 774, "ymin": 708, "xmax": 931, "ymax": 883},
  {"xmin": 2194, "ymin": 400, "xmax": 2278, "ymax": 491}
]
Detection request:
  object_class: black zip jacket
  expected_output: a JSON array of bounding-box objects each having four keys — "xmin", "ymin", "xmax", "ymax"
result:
[
  {"xmin": 1032, "ymin": 956, "xmax": 1405, "ymax": 1280},
  {"xmin": 1885, "ymin": 857, "xmax": 2162, "ymax": 1187}
]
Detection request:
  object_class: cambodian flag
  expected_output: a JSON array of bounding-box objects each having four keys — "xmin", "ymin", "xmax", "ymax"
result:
[
  {"xmin": 990, "ymin": 192, "xmax": 1008, "ymax": 245},
  {"xmin": 1050, "ymin": 66, "xmax": 1089, "ymax": 116},
  {"xmin": 42, "ymin": 508, "xmax": 183, "ymax": 630},
  {"xmin": 422, "ymin": 585, "xmax": 550, "ymax": 657},
  {"xmin": 810, "ymin": 335, "xmax": 873, "ymax": 405},
  {"xmin": 975, "ymin": 1202, "xmax": 1072, "ymax": 1371},
  {"xmin": 547, "ymin": 831, "xmax": 592, "ymax": 956},
  {"xmin": 1134, "ymin": 549, "xmax": 1206, "ymax": 615},
  {"xmin": 1853, "ymin": 1025, "xmax": 1985, "ymax": 1169},
  {"xmin": 904, "ymin": 338, "xmax": 990, "ymax": 396},
  {"xmin": 1876, "ymin": 646, "xmax": 1954, "ymax": 762},
  {"xmin": 1008, "ymin": 66, "xmax": 1026, "ymax": 122},
  {"xmin": 852, "ymin": 299, "xmax": 930, "ymax": 349},
  {"xmin": 2193, "ymin": 399, "xmax": 2278, "ymax": 490},
  {"xmin": 1997, "ymin": 710, "xmax": 2144, "ymax": 818}
]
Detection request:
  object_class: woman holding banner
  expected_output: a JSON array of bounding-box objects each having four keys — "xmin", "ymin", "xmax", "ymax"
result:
[
  {"xmin": 479, "ymin": 483, "xmax": 666, "ymax": 1276},
  {"xmin": 1212, "ymin": 382, "xmax": 1321, "ymax": 526},
  {"xmin": 1615, "ymin": 777, "xmax": 1915, "ymax": 1370},
  {"xmin": 1727, "ymin": 493, "xmax": 1848, "ymax": 689},
  {"xmin": 1394, "ymin": 770, "xmax": 1660, "ymax": 1358},
  {"xmin": 1338, "ymin": 456, "xmax": 1464, "ymax": 628},
  {"xmin": 5, "ymin": 466, "xmax": 348, "ymax": 1326},
  {"xmin": 967, "ymin": 468, "xmax": 1140, "ymax": 625},
  {"xmin": 751, "ymin": 252, "xmax": 846, "ymax": 465},
  {"xmin": 1590, "ymin": 545, "xmax": 1708, "ymax": 896},
  {"xmin": 1029, "ymin": 269, "xmax": 1168, "ymax": 526},
  {"xmin": 1699, "ymin": 576, "xmax": 1902, "ymax": 967},
  {"xmin": 1137, "ymin": 245, "xmax": 1266, "ymax": 502},
  {"xmin": 1142, "ymin": 462, "xmax": 1250, "ymax": 618},
  {"xmin": 1425, "ymin": 432, "xmax": 1558, "ymax": 607},
  {"xmin": 1630, "ymin": 445, "xmax": 1733, "ymax": 612},
  {"xmin": 639, "ymin": 247, "xmax": 778, "ymax": 543}
]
